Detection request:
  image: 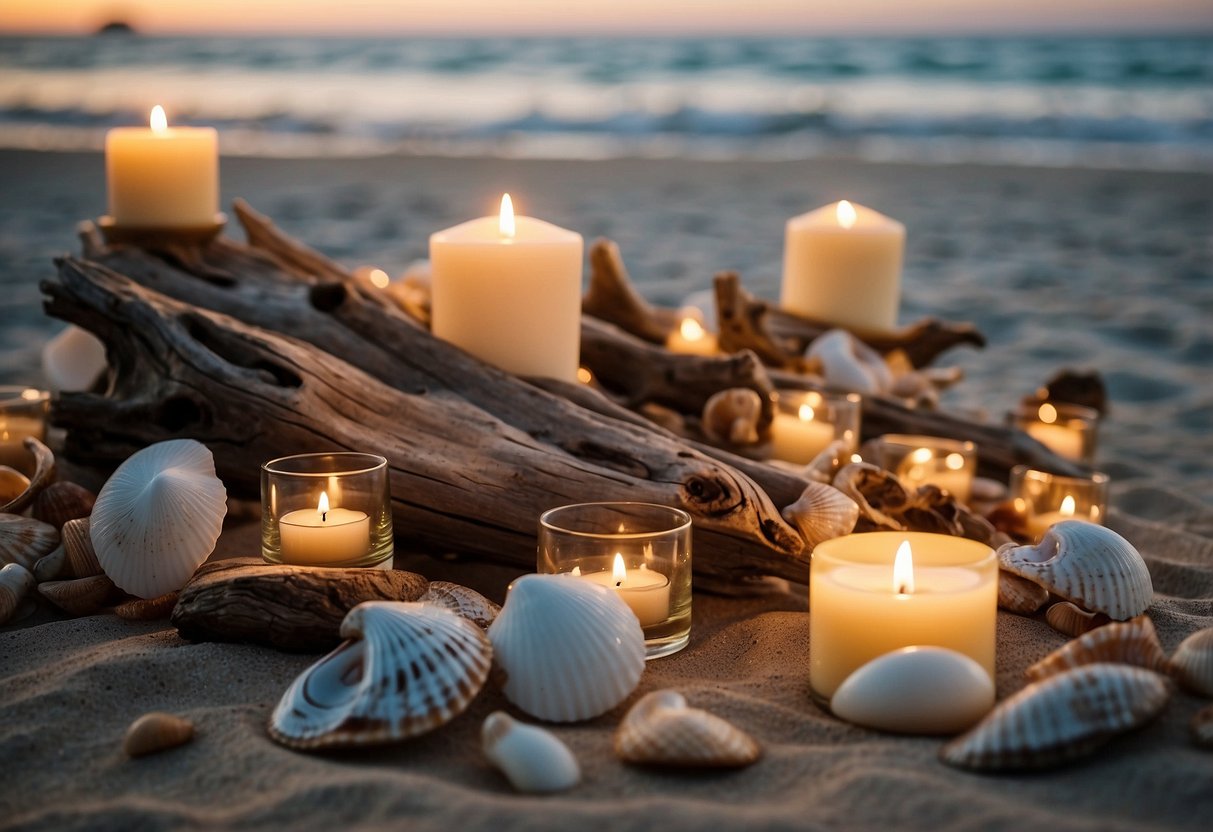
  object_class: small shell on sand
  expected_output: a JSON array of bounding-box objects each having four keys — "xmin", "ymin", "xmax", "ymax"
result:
[
  {"xmin": 702, "ymin": 388, "xmax": 764, "ymax": 446},
  {"xmin": 124, "ymin": 712, "xmax": 195, "ymax": 757},
  {"xmin": 1171, "ymin": 627, "xmax": 1213, "ymax": 697},
  {"xmin": 615, "ymin": 690, "xmax": 761, "ymax": 768},
  {"xmin": 998, "ymin": 571, "xmax": 1050, "ymax": 615},
  {"xmin": 482, "ymin": 711, "xmax": 580, "ymax": 794},
  {"xmin": 115, "ymin": 591, "xmax": 180, "ymax": 621},
  {"xmin": 1046, "ymin": 601, "xmax": 1110, "ymax": 638},
  {"xmin": 38, "ymin": 574, "xmax": 115, "ymax": 616},
  {"xmin": 1026, "ymin": 616, "xmax": 1172, "ymax": 682},
  {"xmin": 62, "ymin": 517, "xmax": 103, "ymax": 578},
  {"xmin": 780, "ymin": 481, "xmax": 859, "ymax": 549},
  {"xmin": 31, "ymin": 481, "xmax": 96, "ymax": 530}
]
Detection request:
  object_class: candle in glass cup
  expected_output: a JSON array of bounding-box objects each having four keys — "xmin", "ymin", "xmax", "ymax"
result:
[
  {"xmin": 873, "ymin": 434, "xmax": 977, "ymax": 503},
  {"xmin": 279, "ymin": 490, "xmax": 370, "ymax": 565},
  {"xmin": 1010, "ymin": 466, "xmax": 1108, "ymax": 541},
  {"xmin": 769, "ymin": 402, "xmax": 836, "ymax": 464},
  {"xmin": 577, "ymin": 553, "xmax": 671, "ymax": 627},
  {"xmin": 0, "ymin": 387, "xmax": 50, "ymax": 472}
]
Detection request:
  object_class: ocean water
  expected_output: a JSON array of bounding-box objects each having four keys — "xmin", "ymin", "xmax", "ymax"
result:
[{"xmin": 0, "ymin": 34, "xmax": 1210, "ymax": 169}]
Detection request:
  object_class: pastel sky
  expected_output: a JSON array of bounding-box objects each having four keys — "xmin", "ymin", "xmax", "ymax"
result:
[{"xmin": 4, "ymin": 0, "xmax": 1213, "ymax": 35}]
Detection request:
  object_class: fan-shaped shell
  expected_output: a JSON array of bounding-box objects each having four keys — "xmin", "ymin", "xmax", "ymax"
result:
[
  {"xmin": 420, "ymin": 581, "xmax": 500, "ymax": 629},
  {"xmin": 1193, "ymin": 704, "xmax": 1213, "ymax": 749},
  {"xmin": 997, "ymin": 521, "xmax": 1152, "ymax": 621},
  {"xmin": 1026, "ymin": 616, "xmax": 1172, "ymax": 682},
  {"xmin": 482, "ymin": 711, "xmax": 580, "ymax": 793},
  {"xmin": 1046, "ymin": 601, "xmax": 1109, "ymax": 638},
  {"xmin": 0, "ymin": 513, "xmax": 59, "ymax": 570},
  {"xmin": 781, "ymin": 481, "xmax": 859, "ymax": 549},
  {"xmin": 998, "ymin": 571, "xmax": 1050, "ymax": 615},
  {"xmin": 806, "ymin": 329, "xmax": 892, "ymax": 395},
  {"xmin": 1172, "ymin": 627, "xmax": 1213, "ymax": 697},
  {"xmin": 269, "ymin": 601, "xmax": 491, "ymax": 749},
  {"xmin": 487, "ymin": 574, "xmax": 645, "ymax": 723},
  {"xmin": 90, "ymin": 439, "xmax": 227, "ymax": 599},
  {"xmin": 940, "ymin": 663, "xmax": 1171, "ymax": 771},
  {"xmin": 62, "ymin": 517, "xmax": 102, "ymax": 578},
  {"xmin": 702, "ymin": 388, "xmax": 763, "ymax": 446},
  {"xmin": 124, "ymin": 712, "xmax": 195, "ymax": 757},
  {"xmin": 0, "ymin": 562, "xmax": 35, "ymax": 626},
  {"xmin": 39, "ymin": 574, "xmax": 115, "ymax": 617},
  {"xmin": 31, "ymin": 481, "xmax": 96, "ymax": 530},
  {"xmin": 615, "ymin": 690, "xmax": 760, "ymax": 768}
]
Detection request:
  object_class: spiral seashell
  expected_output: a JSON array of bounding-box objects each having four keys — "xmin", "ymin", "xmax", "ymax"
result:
[
  {"xmin": 115, "ymin": 590, "xmax": 180, "ymax": 621},
  {"xmin": 0, "ymin": 562, "xmax": 35, "ymax": 626},
  {"xmin": 482, "ymin": 711, "xmax": 580, "ymax": 793},
  {"xmin": 91, "ymin": 439, "xmax": 228, "ymax": 599},
  {"xmin": 0, "ymin": 437, "xmax": 55, "ymax": 516},
  {"xmin": 488, "ymin": 573, "xmax": 645, "ymax": 723},
  {"xmin": 1045, "ymin": 601, "xmax": 1110, "ymax": 638},
  {"xmin": 31, "ymin": 481, "xmax": 96, "ymax": 530},
  {"xmin": 420, "ymin": 581, "xmax": 500, "ymax": 629},
  {"xmin": 124, "ymin": 712, "xmax": 195, "ymax": 758},
  {"xmin": 940, "ymin": 663, "xmax": 1171, "ymax": 771},
  {"xmin": 1171, "ymin": 627, "xmax": 1213, "ymax": 697},
  {"xmin": 38, "ymin": 574, "xmax": 115, "ymax": 616},
  {"xmin": 1026, "ymin": 616, "xmax": 1172, "ymax": 682},
  {"xmin": 269, "ymin": 601, "xmax": 492, "ymax": 749},
  {"xmin": 997, "ymin": 521, "xmax": 1152, "ymax": 621},
  {"xmin": 806, "ymin": 329, "xmax": 893, "ymax": 395},
  {"xmin": 1192, "ymin": 704, "xmax": 1213, "ymax": 749},
  {"xmin": 0, "ymin": 513, "xmax": 60, "ymax": 571},
  {"xmin": 781, "ymin": 481, "xmax": 859, "ymax": 549},
  {"xmin": 832, "ymin": 462, "xmax": 910, "ymax": 532},
  {"xmin": 615, "ymin": 690, "xmax": 761, "ymax": 768},
  {"xmin": 998, "ymin": 571, "xmax": 1050, "ymax": 615},
  {"xmin": 702, "ymin": 388, "xmax": 763, "ymax": 446},
  {"xmin": 62, "ymin": 517, "xmax": 103, "ymax": 578}
]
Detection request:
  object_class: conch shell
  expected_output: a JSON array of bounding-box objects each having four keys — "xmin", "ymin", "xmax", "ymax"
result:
[
  {"xmin": 0, "ymin": 513, "xmax": 59, "ymax": 571},
  {"xmin": 702, "ymin": 388, "xmax": 764, "ymax": 445},
  {"xmin": 615, "ymin": 690, "xmax": 761, "ymax": 768},
  {"xmin": 1026, "ymin": 616, "xmax": 1172, "ymax": 682},
  {"xmin": 1172, "ymin": 627, "xmax": 1213, "ymax": 697},
  {"xmin": 482, "ymin": 711, "xmax": 580, "ymax": 793},
  {"xmin": 781, "ymin": 481, "xmax": 859, "ymax": 549},
  {"xmin": 124, "ymin": 712, "xmax": 195, "ymax": 757}
]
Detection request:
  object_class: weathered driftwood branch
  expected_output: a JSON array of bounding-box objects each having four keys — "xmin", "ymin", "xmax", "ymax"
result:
[{"xmin": 581, "ymin": 238, "xmax": 682, "ymax": 345}]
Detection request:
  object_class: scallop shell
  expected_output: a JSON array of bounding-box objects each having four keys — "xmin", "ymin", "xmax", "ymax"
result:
[
  {"xmin": 998, "ymin": 571, "xmax": 1050, "ymax": 615},
  {"xmin": 781, "ymin": 481, "xmax": 859, "ymax": 549},
  {"xmin": 487, "ymin": 573, "xmax": 645, "ymax": 723},
  {"xmin": 482, "ymin": 711, "xmax": 581, "ymax": 793},
  {"xmin": 0, "ymin": 562, "xmax": 35, "ymax": 626},
  {"xmin": 0, "ymin": 438, "xmax": 56, "ymax": 516},
  {"xmin": 940, "ymin": 663, "xmax": 1171, "ymax": 771},
  {"xmin": 1026, "ymin": 616, "xmax": 1172, "ymax": 682},
  {"xmin": 997, "ymin": 520, "xmax": 1152, "ymax": 621},
  {"xmin": 1193, "ymin": 704, "xmax": 1213, "ymax": 749},
  {"xmin": 1046, "ymin": 600, "xmax": 1110, "ymax": 638},
  {"xmin": 38, "ymin": 574, "xmax": 115, "ymax": 616},
  {"xmin": 702, "ymin": 388, "xmax": 763, "ymax": 446},
  {"xmin": 90, "ymin": 439, "xmax": 228, "ymax": 599},
  {"xmin": 0, "ymin": 513, "xmax": 60, "ymax": 570},
  {"xmin": 805, "ymin": 329, "xmax": 892, "ymax": 395},
  {"xmin": 1172, "ymin": 627, "xmax": 1213, "ymax": 697},
  {"xmin": 615, "ymin": 690, "xmax": 760, "ymax": 768},
  {"xmin": 115, "ymin": 590, "xmax": 180, "ymax": 621},
  {"xmin": 269, "ymin": 601, "xmax": 491, "ymax": 749},
  {"xmin": 420, "ymin": 581, "xmax": 500, "ymax": 629},
  {"xmin": 62, "ymin": 517, "xmax": 103, "ymax": 578},
  {"xmin": 124, "ymin": 712, "xmax": 194, "ymax": 758},
  {"xmin": 31, "ymin": 481, "xmax": 96, "ymax": 530}
]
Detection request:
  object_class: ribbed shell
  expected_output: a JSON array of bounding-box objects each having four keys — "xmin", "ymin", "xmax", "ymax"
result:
[
  {"xmin": 269, "ymin": 601, "xmax": 491, "ymax": 749},
  {"xmin": 62, "ymin": 517, "xmax": 102, "ymax": 578},
  {"xmin": 90, "ymin": 439, "xmax": 227, "ymax": 599},
  {"xmin": 615, "ymin": 690, "xmax": 760, "ymax": 768},
  {"xmin": 781, "ymin": 481, "xmax": 859, "ymax": 549},
  {"xmin": 0, "ymin": 513, "xmax": 59, "ymax": 570},
  {"xmin": 487, "ymin": 574, "xmax": 645, "ymax": 723},
  {"xmin": 31, "ymin": 481, "xmax": 95, "ymax": 530},
  {"xmin": 1045, "ymin": 601, "xmax": 1109, "ymax": 638},
  {"xmin": 38, "ymin": 574, "xmax": 115, "ymax": 616},
  {"xmin": 940, "ymin": 663, "xmax": 1171, "ymax": 771},
  {"xmin": 998, "ymin": 571, "xmax": 1050, "ymax": 615},
  {"xmin": 420, "ymin": 581, "xmax": 500, "ymax": 629},
  {"xmin": 1172, "ymin": 627, "xmax": 1213, "ymax": 697},
  {"xmin": 997, "ymin": 521, "xmax": 1152, "ymax": 620},
  {"xmin": 1026, "ymin": 616, "xmax": 1172, "ymax": 682}
]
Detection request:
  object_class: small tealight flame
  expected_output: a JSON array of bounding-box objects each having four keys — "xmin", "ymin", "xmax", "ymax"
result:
[
  {"xmin": 893, "ymin": 540, "xmax": 915, "ymax": 595},
  {"xmin": 910, "ymin": 447, "xmax": 934, "ymax": 465},
  {"xmin": 150, "ymin": 105, "xmax": 168, "ymax": 133},
  {"xmin": 1060, "ymin": 494, "xmax": 1076, "ymax": 517},
  {"xmin": 1038, "ymin": 402, "xmax": 1058, "ymax": 425},
  {"xmin": 679, "ymin": 317, "xmax": 705, "ymax": 341},
  {"xmin": 499, "ymin": 193, "xmax": 516, "ymax": 239},
  {"xmin": 836, "ymin": 199, "xmax": 857, "ymax": 230},
  {"xmin": 576, "ymin": 367, "xmax": 593, "ymax": 385},
  {"xmin": 20, "ymin": 388, "xmax": 42, "ymax": 401},
  {"xmin": 612, "ymin": 552, "xmax": 627, "ymax": 587},
  {"xmin": 798, "ymin": 404, "xmax": 816, "ymax": 422},
  {"xmin": 570, "ymin": 565, "xmax": 582, "ymax": 577},
  {"xmin": 944, "ymin": 452, "xmax": 966, "ymax": 471},
  {"xmin": 317, "ymin": 490, "xmax": 330, "ymax": 522},
  {"xmin": 850, "ymin": 453, "xmax": 863, "ymax": 463},
  {"xmin": 368, "ymin": 269, "xmax": 390, "ymax": 289}
]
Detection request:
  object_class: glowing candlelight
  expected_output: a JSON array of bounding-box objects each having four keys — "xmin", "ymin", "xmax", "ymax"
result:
[{"xmin": 893, "ymin": 540, "xmax": 915, "ymax": 595}]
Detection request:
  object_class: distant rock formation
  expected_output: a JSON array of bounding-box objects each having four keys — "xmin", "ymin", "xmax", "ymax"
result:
[{"xmin": 95, "ymin": 21, "xmax": 136, "ymax": 36}]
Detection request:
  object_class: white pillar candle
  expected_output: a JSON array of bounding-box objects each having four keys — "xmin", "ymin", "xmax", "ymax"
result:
[
  {"xmin": 279, "ymin": 491, "xmax": 370, "ymax": 566},
  {"xmin": 666, "ymin": 316, "xmax": 718, "ymax": 356},
  {"xmin": 768, "ymin": 402, "xmax": 837, "ymax": 464},
  {"xmin": 106, "ymin": 106, "xmax": 218, "ymax": 228},
  {"xmin": 578, "ymin": 554, "xmax": 670, "ymax": 627},
  {"xmin": 430, "ymin": 194, "xmax": 583, "ymax": 381},
  {"xmin": 781, "ymin": 200, "xmax": 905, "ymax": 335}
]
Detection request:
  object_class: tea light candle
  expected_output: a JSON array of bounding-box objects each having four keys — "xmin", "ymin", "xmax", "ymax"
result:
[
  {"xmin": 106, "ymin": 105, "xmax": 219, "ymax": 228},
  {"xmin": 769, "ymin": 402, "xmax": 837, "ymax": 464},
  {"xmin": 666, "ymin": 316, "xmax": 718, "ymax": 356},
  {"xmin": 0, "ymin": 387, "xmax": 49, "ymax": 472},
  {"xmin": 1025, "ymin": 494, "xmax": 1078, "ymax": 539},
  {"xmin": 430, "ymin": 194, "xmax": 583, "ymax": 381},
  {"xmin": 781, "ymin": 200, "xmax": 905, "ymax": 335},
  {"xmin": 578, "ymin": 554, "xmax": 671, "ymax": 627},
  {"xmin": 279, "ymin": 491, "xmax": 370, "ymax": 566},
  {"xmin": 1010, "ymin": 465, "xmax": 1109, "ymax": 542},
  {"xmin": 809, "ymin": 532, "xmax": 997, "ymax": 703},
  {"xmin": 874, "ymin": 434, "xmax": 977, "ymax": 504},
  {"xmin": 1020, "ymin": 402, "xmax": 1094, "ymax": 462}
]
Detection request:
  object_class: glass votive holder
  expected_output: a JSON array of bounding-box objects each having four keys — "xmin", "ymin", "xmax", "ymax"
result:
[
  {"xmin": 261, "ymin": 453, "xmax": 394, "ymax": 569},
  {"xmin": 767, "ymin": 390, "xmax": 862, "ymax": 465},
  {"xmin": 539, "ymin": 502, "xmax": 692, "ymax": 660},
  {"xmin": 1011, "ymin": 401, "xmax": 1099, "ymax": 463},
  {"xmin": 869, "ymin": 434, "xmax": 977, "ymax": 503},
  {"xmin": 1009, "ymin": 465, "xmax": 1109, "ymax": 541},
  {"xmin": 0, "ymin": 386, "xmax": 51, "ymax": 473}
]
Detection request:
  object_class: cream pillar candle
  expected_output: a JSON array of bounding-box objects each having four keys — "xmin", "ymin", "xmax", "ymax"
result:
[
  {"xmin": 278, "ymin": 491, "xmax": 370, "ymax": 566},
  {"xmin": 781, "ymin": 200, "xmax": 905, "ymax": 335},
  {"xmin": 578, "ymin": 554, "xmax": 670, "ymax": 627},
  {"xmin": 809, "ymin": 532, "xmax": 997, "ymax": 703},
  {"xmin": 106, "ymin": 106, "xmax": 219, "ymax": 228},
  {"xmin": 430, "ymin": 194, "xmax": 583, "ymax": 381}
]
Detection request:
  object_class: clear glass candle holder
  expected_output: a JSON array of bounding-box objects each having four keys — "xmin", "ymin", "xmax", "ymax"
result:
[
  {"xmin": 1009, "ymin": 465, "xmax": 1109, "ymax": 541},
  {"xmin": 539, "ymin": 502, "xmax": 692, "ymax": 660},
  {"xmin": 261, "ymin": 453, "xmax": 394, "ymax": 569},
  {"xmin": 1011, "ymin": 401, "xmax": 1099, "ymax": 464},
  {"xmin": 767, "ymin": 390, "xmax": 862, "ymax": 465},
  {"xmin": 869, "ymin": 434, "xmax": 978, "ymax": 503},
  {"xmin": 0, "ymin": 386, "xmax": 50, "ymax": 473}
]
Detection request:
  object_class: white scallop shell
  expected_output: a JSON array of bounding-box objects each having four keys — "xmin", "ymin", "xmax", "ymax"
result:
[
  {"xmin": 781, "ymin": 481, "xmax": 859, "ymax": 549},
  {"xmin": 615, "ymin": 690, "xmax": 761, "ymax": 767},
  {"xmin": 997, "ymin": 520, "xmax": 1152, "ymax": 621},
  {"xmin": 805, "ymin": 329, "xmax": 893, "ymax": 395},
  {"xmin": 831, "ymin": 647, "xmax": 994, "ymax": 735},
  {"xmin": 269, "ymin": 601, "xmax": 492, "ymax": 749},
  {"xmin": 1172, "ymin": 627, "xmax": 1213, "ymax": 697},
  {"xmin": 482, "ymin": 711, "xmax": 580, "ymax": 793},
  {"xmin": 90, "ymin": 439, "xmax": 227, "ymax": 599},
  {"xmin": 1026, "ymin": 616, "xmax": 1172, "ymax": 682},
  {"xmin": 487, "ymin": 573, "xmax": 645, "ymax": 723}
]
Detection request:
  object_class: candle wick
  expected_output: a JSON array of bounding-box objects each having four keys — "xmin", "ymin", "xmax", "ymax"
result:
[
  {"xmin": 615, "ymin": 581, "xmax": 622, "ymax": 588},
  {"xmin": 322, "ymin": 511, "xmax": 327, "ymax": 522}
]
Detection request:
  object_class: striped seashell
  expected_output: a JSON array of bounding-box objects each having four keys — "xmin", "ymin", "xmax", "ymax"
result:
[
  {"xmin": 1192, "ymin": 704, "xmax": 1213, "ymax": 749},
  {"xmin": 1026, "ymin": 616, "xmax": 1172, "ymax": 682},
  {"xmin": 998, "ymin": 521, "xmax": 1152, "ymax": 620},
  {"xmin": 781, "ymin": 481, "xmax": 859, "ymax": 549},
  {"xmin": 940, "ymin": 663, "xmax": 1171, "ymax": 771},
  {"xmin": 998, "ymin": 571, "xmax": 1050, "ymax": 615},
  {"xmin": 615, "ymin": 690, "xmax": 761, "ymax": 768},
  {"xmin": 115, "ymin": 590, "xmax": 180, "ymax": 621},
  {"xmin": 0, "ymin": 513, "xmax": 59, "ymax": 571},
  {"xmin": 31, "ymin": 481, "xmax": 96, "ymax": 530},
  {"xmin": 62, "ymin": 517, "xmax": 103, "ymax": 577},
  {"xmin": 1171, "ymin": 627, "xmax": 1213, "ymax": 698},
  {"xmin": 0, "ymin": 562, "xmax": 35, "ymax": 626},
  {"xmin": 482, "ymin": 712, "xmax": 580, "ymax": 793},
  {"xmin": 420, "ymin": 581, "xmax": 500, "ymax": 629},
  {"xmin": 124, "ymin": 712, "xmax": 195, "ymax": 758},
  {"xmin": 1046, "ymin": 601, "xmax": 1110, "ymax": 638},
  {"xmin": 38, "ymin": 574, "xmax": 115, "ymax": 616},
  {"xmin": 269, "ymin": 601, "xmax": 491, "ymax": 749}
]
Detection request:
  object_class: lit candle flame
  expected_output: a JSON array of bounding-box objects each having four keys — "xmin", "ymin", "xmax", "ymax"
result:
[
  {"xmin": 570, "ymin": 565, "xmax": 582, "ymax": 577},
  {"xmin": 612, "ymin": 552, "xmax": 627, "ymax": 587},
  {"xmin": 893, "ymin": 540, "xmax": 915, "ymax": 595},
  {"xmin": 368, "ymin": 268, "xmax": 389, "ymax": 289},
  {"xmin": 798, "ymin": 404, "xmax": 816, "ymax": 422},
  {"xmin": 850, "ymin": 453, "xmax": 863, "ymax": 463},
  {"xmin": 944, "ymin": 452, "xmax": 966, "ymax": 471},
  {"xmin": 1060, "ymin": 495, "xmax": 1076, "ymax": 517},
  {"xmin": 836, "ymin": 199, "xmax": 857, "ymax": 230},
  {"xmin": 576, "ymin": 367, "xmax": 593, "ymax": 384},
  {"xmin": 679, "ymin": 317, "xmax": 705, "ymax": 341},
  {"xmin": 499, "ymin": 193, "xmax": 516, "ymax": 239},
  {"xmin": 150, "ymin": 105, "xmax": 168, "ymax": 134},
  {"xmin": 20, "ymin": 388, "xmax": 42, "ymax": 400},
  {"xmin": 317, "ymin": 490, "xmax": 330, "ymax": 522},
  {"xmin": 1038, "ymin": 402, "xmax": 1058, "ymax": 424},
  {"xmin": 910, "ymin": 447, "xmax": 934, "ymax": 465}
]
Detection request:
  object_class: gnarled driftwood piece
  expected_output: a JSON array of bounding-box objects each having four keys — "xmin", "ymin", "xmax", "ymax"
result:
[{"xmin": 582, "ymin": 238, "xmax": 682, "ymax": 345}]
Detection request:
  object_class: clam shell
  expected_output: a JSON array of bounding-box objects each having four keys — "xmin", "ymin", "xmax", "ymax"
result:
[
  {"xmin": 482, "ymin": 711, "xmax": 580, "ymax": 793},
  {"xmin": 702, "ymin": 388, "xmax": 763, "ymax": 446},
  {"xmin": 115, "ymin": 590, "xmax": 180, "ymax": 621},
  {"xmin": 487, "ymin": 573, "xmax": 645, "ymax": 723},
  {"xmin": 91, "ymin": 439, "xmax": 227, "ymax": 599},
  {"xmin": 781, "ymin": 481, "xmax": 859, "ymax": 549},
  {"xmin": 420, "ymin": 581, "xmax": 500, "ymax": 629},
  {"xmin": 940, "ymin": 663, "xmax": 1172, "ymax": 771},
  {"xmin": 1172, "ymin": 627, "xmax": 1213, "ymax": 697},
  {"xmin": 1046, "ymin": 600, "xmax": 1110, "ymax": 638},
  {"xmin": 269, "ymin": 601, "xmax": 491, "ymax": 749},
  {"xmin": 1193, "ymin": 704, "xmax": 1213, "ymax": 749},
  {"xmin": 997, "ymin": 520, "xmax": 1152, "ymax": 620},
  {"xmin": 1026, "ymin": 616, "xmax": 1172, "ymax": 682},
  {"xmin": 998, "ymin": 571, "xmax": 1050, "ymax": 615},
  {"xmin": 0, "ymin": 562, "xmax": 35, "ymax": 626},
  {"xmin": 615, "ymin": 690, "xmax": 760, "ymax": 768},
  {"xmin": 806, "ymin": 329, "xmax": 892, "ymax": 395},
  {"xmin": 31, "ymin": 481, "xmax": 96, "ymax": 530},
  {"xmin": 0, "ymin": 513, "xmax": 60, "ymax": 570},
  {"xmin": 62, "ymin": 517, "xmax": 103, "ymax": 578},
  {"xmin": 39, "ymin": 574, "xmax": 115, "ymax": 616},
  {"xmin": 0, "ymin": 438, "xmax": 56, "ymax": 516},
  {"xmin": 124, "ymin": 712, "xmax": 194, "ymax": 758}
]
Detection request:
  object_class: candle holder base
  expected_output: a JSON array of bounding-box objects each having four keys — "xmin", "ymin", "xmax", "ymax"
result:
[
  {"xmin": 98, "ymin": 213, "xmax": 227, "ymax": 248},
  {"xmin": 644, "ymin": 631, "xmax": 690, "ymax": 660}
]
